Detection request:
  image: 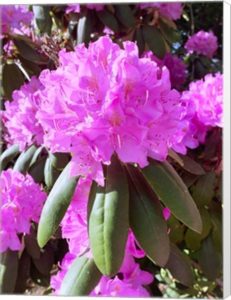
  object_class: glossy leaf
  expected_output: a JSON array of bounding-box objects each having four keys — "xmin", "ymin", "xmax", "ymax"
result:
[
  {"xmin": 44, "ymin": 155, "xmax": 60, "ymax": 190},
  {"xmin": 142, "ymin": 159, "xmax": 202, "ymax": 233},
  {"xmin": 128, "ymin": 165, "xmax": 170, "ymax": 267},
  {"xmin": 2, "ymin": 63, "xmax": 26, "ymax": 100},
  {"xmin": 142, "ymin": 25, "xmax": 166, "ymax": 59},
  {"xmin": 159, "ymin": 19, "xmax": 180, "ymax": 44},
  {"xmin": 0, "ymin": 144, "xmax": 20, "ymax": 171},
  {"xmin": 180, "ymin": 155, "xmax": 205, "ymax": 175},
  {"xmin": 0, "ymin": 250, "xmax": 18, "ymax": 293},
  {"xmin": 37, "ymin": 163, "xmax": 79, "ymax": 248},
  {"xmin": 165, "ymin": 244, "xmax": 194, "ymax": 287},
  {"xmin": 13, "ymin": 145, "xmax": 37, "ymax": 174},
  {"xmin": 77, "ymin": 13, "xmax": 93, "ymax": 45},
  {"xmin": 114, "ymin": 5, "xmax": 135, "ymax": 28},
  {"xmin": 97, "ymin": 10, "xmax": 119, "ymax": 33},
  {"xmin": 88, "ymin": 156, "xmax": 129, "ymax": 276},
  {"xmin": 60, "ymin": 256, "xmax": 101, "ymax": 296}
]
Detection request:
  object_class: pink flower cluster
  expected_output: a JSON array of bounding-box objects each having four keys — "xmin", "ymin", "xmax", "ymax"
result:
[
  {"xmin": 181, "ymin": 72, "xmax": 223, "ymax": 148},
  {"xmin": 2, "ymin": 37, "xmax": 223, "ymax": 186},
  {"xmin": 50, "ymin": 179, "xmax": 153, "ymax": 296},
  {"xmin": 66, "ymin": 4, "xmax": 104, "ymax": 14},
  {"xmin": 138, "ymin": 2, "xmax": 183, "ymax": 20},
  {"xmin": 0, "ymin": 169, "xmax": 46, "ymax": 252},
  {"xmin": 3, "ymin": 77, "xmax": 44, "ymax": 151},
  {"xmin": 145, "ymin": 52, "xmax": 187, "ymax": 90},
  {"xmin": 0, "ymin": 5, "xmax": 33, "ymax": 35},
  {"xmin": 185, "ymin": 30, "xmax": 218, "ymax": 58}
]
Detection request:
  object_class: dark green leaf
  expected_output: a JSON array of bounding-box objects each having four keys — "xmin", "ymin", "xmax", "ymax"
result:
[
  {"xmin": 37, "ymin": 163, "xmax": 79, "ymax": 248},
  {"xmin": 13, "ymin": 145, "xmax": 37, "ymax": 174},
  {"xmin": 49, "ymin": 152, "xmax": 70, "ymax": 170},
  {"xmin": 185, "ymin": 229, "xmax": 201, "ymax": 251},
  {"xmin": 33, "ymin": 5, "xmax": 52, "ymax": 34},
  {"xmin": 60, "ymin": 256, "xmax": 101, "ymax": 296},
  {"xmin": 29, "ymin": 156, "xmax": 46, "ymax": 183},
  {"xmin": 114, "ymin": 5, "xmax": 135, "ymax": 28},
  {"xmin": 29, "ymin": 146, "xmax": 44, "ymax": 168},
  {"xmin": 134, "ymin": 28, "xmax": 145, "ymax": 55},
  {"xmin": 191, "ymin": 172, "xmax": 216, "ymax": 207},
  {"xmin": 128, "ymin": 165, "xmax": 170, "ymax": 267},
  {"xmin": 12, "ymin": 35, "xmax": 48, "ymax": 64},
  {"xmin": 32, "ymin": 245, "xmax": 54, "ymax": 276},
  {"xmin": 97, "ymin": 10, "xmax": 119, "ymax": 33},
  {"xmin": 142, "ymin": 25, "xmax": 166, "ymax": 59},
  {"xmin": 88, "ymin": 156, "xmax": 129, "ymax": 276},
  {"xmin": 14, "ymin": 250, "xmax": 31, "ymax": 293},
  {"xmin": 0, "ymin": 250, "xmax": 18, "ymax": 293},
  {"xmin": 165, "ymin": 244, "xmax": 194, "ymax": 287},
  {"xmin": 25, "ymin": 227, "xmax": 41, "ymax": 260},
  {"xmin": 142, "ymin": 160, "xmax": 202, "ymax": 233},
  {"xmin": 0, "ymin": 145, "xmax": 20, "ymax": 171},
  {"xmin": 180, "ymin": 155, "xmax": 205, "ymax": 175},
  {"xmin": 44, "ymin": 155, "xmax": 61, "ymax": 190},
  {"xmin": 159, "ymin": 19, "xmax": 180, "ymax": 44},
  {"xmin": 2, "ymin": 63, "xmax": 26, "ymax": 100},
  {"xmin": 198, "ymin": 235, "xmax": 221, "ymax": 280}
]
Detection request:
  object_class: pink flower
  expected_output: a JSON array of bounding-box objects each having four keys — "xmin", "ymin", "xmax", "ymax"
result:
[
  {"xmin": 178, "ymin": 72, "xmax": 223, "ymax": 149},
  {"xmin": 0, "ymin": 169, "xmax": 46, "ymax": 253},
  {"xmin": 185, "ymin": 30, "xmax": 218, "ymax": 58},
  {"xmin": 66, "ymin": 4, "xmax": 104, "ymax": 14},
  {"xmin": 139, "ymin": 2, "xmax": 183, "ymax": 20},
  {"xmin": 3, "ymin": 77, "xmax": 44, "ymax": 151},
  {"xmin": 163, "ymin": 207, "xmax": 171, "ymax": 221},
  {"xmin": 0, "ymin": 5, "xmax": 33, "ymax": 35}
]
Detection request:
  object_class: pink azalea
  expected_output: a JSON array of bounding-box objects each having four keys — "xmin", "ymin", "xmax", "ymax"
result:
[
  {"xmin": 185, "ymin": 30, "xmax": 218, "ymax": 58},
  {"xmin": 0, "ymin": 169, "xmax": 46, "ymax": 252}
]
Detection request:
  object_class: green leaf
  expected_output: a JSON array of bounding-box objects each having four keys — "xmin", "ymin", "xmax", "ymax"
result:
[
  {"xmin": 142, "ymin": 25, "xmax": 166, "ymax": 59},
  {"xmin": 127, "ymin": 165, "xmax": 170, "ymax": 267},
  {"xmin": 29, "ymin": 146, "xmax": 44, "ymax": 168},
  {"xmin": 29, "ymin": 156, "xmax": 46, "ymax": 183},
  {"xmin": 14, "ymin": 250, "xmax": 31, "ymax": 293},
  {"xmin": 0, "ymin": 145, "xmax": 20, "ymax": 171},
  {"xmin": 134, "ymin": 28, "xmax": 145, "ymax": 55},
  {"xmin": 142, "ymin": 159, "xmax": 202, "ymax": 233},
  {"xmin": 88, "ymin": 156, "xmax": 129, "ymax": 276},
  {"xmin": 168, "ymin": 216, "xmax": 184, "ymax": 244},
  {"xmin": 24, "ymin": 226, "xmax": 41, "ymax": 260},
  {"xmin": 180, "ymin": 155, "xmax": 205, "ymax": 175},
  {"xmin": 114, "ymin": 5, "xmax": 135, "ymax": 28},
  {"xmin": 12, "ymin": 35, "xmax": 48, "ymax": 64},
  {"xmin": 185, "ymin": 229, "xmax": 201, "ymax": 251},
  {"xmin": 198, "ymin": 235, "xmax": 221, "ymax": 280},
  {"xmin": 77, "ymin": 13, "xmax": 93, "ymax": 45},
  {"xmin": 33, "ymin": 5, "xmax": 52, "ymax": 35},
  {"xmin": 211, "ymin": 214, "xmax": 222, "ymax": 253},
  {"xmin": 13, "ymin": 145, "xmax": 37, "ymax": 174},
  {"xmin": 44, "ymin": 155, "xmax": 61, "ymax": 190},
  {"xmin": 2, "ymin": 62, "xmax": 26, "ymax": 100},
  {"xmin": 49, "ymin": 152, "xmax": 70, "ymax": 170},
  {"xmin": 32, "ymin": 245, "xmax": 54, "ymax": 276},
  {"xmin": 0, "ymin": 250, "xmax": 18, "ymax": 293},
  {"xmin": 97, "ymin": 10, "xmax": 119, "ymax": 33},
  {"xmin": 191, "ymin": 173, "xmax": 216, "ymax": 207},
  {"xmin": 37, "ymin": 163, "xmax": 79, "ymax": 248},
  {"xmin": 60, "ymin": 256, "xmax": 101, "ymax": 296},
  {"xmin": 159, "ymin": 19, "xmax": 180, "ymax": 44},
  {"xmin": 165, "ymin": 244, "xmax": 194, "ymax": 287}
]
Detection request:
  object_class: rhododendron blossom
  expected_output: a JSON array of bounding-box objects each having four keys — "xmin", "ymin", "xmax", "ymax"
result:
[
  {"xmin": 138, "ymin": 2, "xmax": 183, "ymax": 20},
  {"xmin": 0, "ymin": 5, "xmax": 33, "ymax": 35},
  {"xmin": 185, "ymin": 30, "xmax": 218, "ymax": 58},
  {"xmin": 35, "ymin": 36, "xmax": 188, "ymax": 185},
  {"xmin": 180, "ymin": 72, "xmax": 223, "ymax": 148},
  {"xmin": 3, "ymin": 77, "xmax": 44, "ymax": 151},
  {"xmin": 0, "ymin": 169, "xmax": 46, "ymax": 252}
]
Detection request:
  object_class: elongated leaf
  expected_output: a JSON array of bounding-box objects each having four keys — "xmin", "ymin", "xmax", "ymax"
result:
[
  {"xmin": 165, "ymin": 244, "xmax": 194, "ymax": 287},
  {"xmin": 142, "ymin": 160, "xmax": 202, "ymax": 233},
  {"xmin": 77, "ymin": 13, "xmax": 93, "ymax": 45},
  {"xmin": 128, "ymin": 165, "xmax": 170, "ymax": 267},
  {"xmin": 142, "ymin": 25, "xmax": 166, "ymax": 59},
  {"xmin": 60, "ymin": 256, "xmax": 101, "ymax": 296},
  {"xmin": 180, "ymin": 155, "xmax": 205, "ymax": 175},
  {"xmin": 134, "ymin": 28, "xmax": 145, "ymax": 55},
  {"xmin": 191, "ymin": 172, "xmax": 216, "ymax": 207},
  {"xmin": 13, "ymin": 145, "xmax": 37, "ymax": 174},
  {"xmin": 2, "ymin": 63, "xmax": 26, "ymax": 100},
  {"xmin": 29, "ymin": 146, "xmax": 43, "ymax": 167},
  {"xmin": 0, "ymin": 145, "xmax": 20, "ymax": 171},
  {"xmin": 13, "ymin": 35, "xmax": 48, "ymax": 64},
  {"xmin": 33, "ymin": 5, "xmax": 52, "ymax": 34},
  {"xmin": 115, "ymin": 5, "xmax": 135, "ymax": 28},
  {"xmin": 25, "ymin": 226, "xmax": 41, "ymax": 260},
  {"xmin": 97, "ymin": 10, "xmax": 119, "ymax": 33},
  {"xmin": 44, "ymin": 155, "xmax": 60, "ymax": 190},
  {"xmin": 159, "ymin": 19, "xmax": 180, "ymax": 44},
  {"xmin": 29, "ymin": 156, "xmax": 46, "ymax": 183},
  {"xmin": 32, "ymin": 245, "xmax": 54, "ymax": 276},
  {"xmin": 198, "ymin": 235, "xmax": 221, "ymax": 280},
  {"xmin": 88, "ymin": 156, "xmax": 129, "ymax": 276},
  {"xmin": 14, "ymin": 250, "xmax": 31, "ymax": 293},
  {"xmin": 49, "ymin": 152, "xmax": 70, "ymax": 170},
  {"xmin": 0, "ymin": 250, "xmax": 18, "ymax": 293},
  {"xmin": 37, "ymin": 163, "xmax": 79, "ymax": 248}
]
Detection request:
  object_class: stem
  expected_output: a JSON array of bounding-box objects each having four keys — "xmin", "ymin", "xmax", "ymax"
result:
[{"xmin": 189, "ymin": 4, "xmax": 195, "ymax": 35}]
